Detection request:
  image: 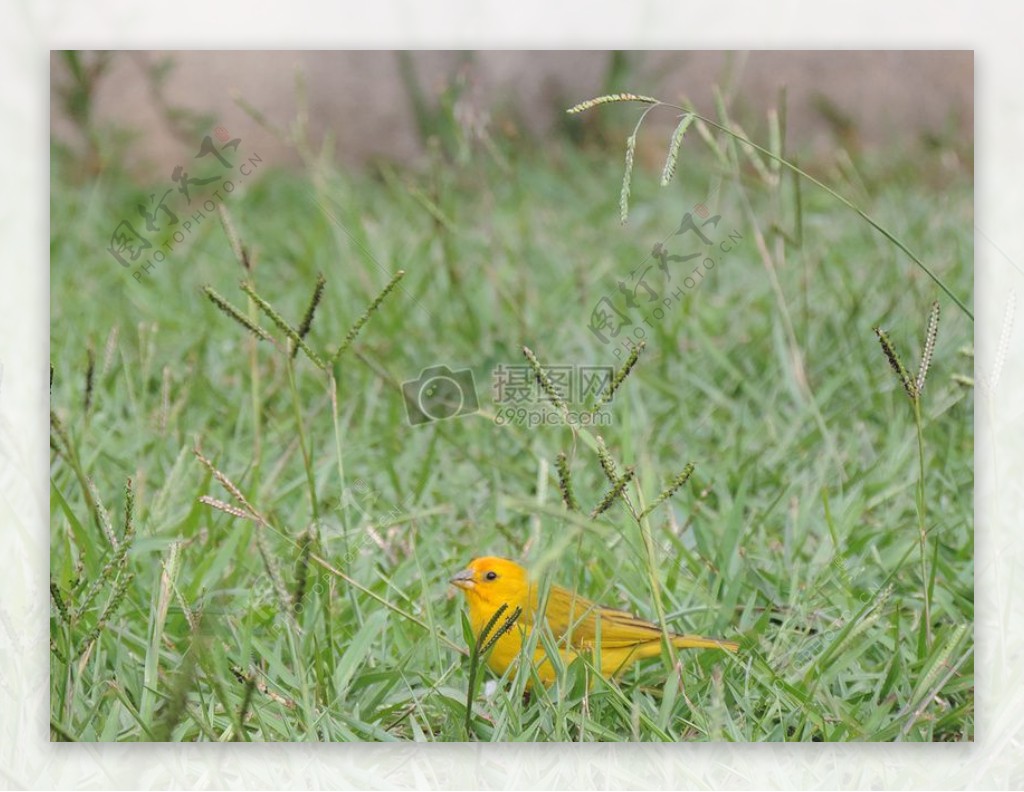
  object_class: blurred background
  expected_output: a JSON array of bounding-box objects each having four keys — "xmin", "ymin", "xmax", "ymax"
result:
[{"xmin": 51, "ymin": 50, "xmax": 972, "ymax": 179}]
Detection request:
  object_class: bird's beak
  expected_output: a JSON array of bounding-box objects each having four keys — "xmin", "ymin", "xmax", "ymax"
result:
[{"xmin": 450, "ymin": 568, "xmax": 475, "ymax": 590}]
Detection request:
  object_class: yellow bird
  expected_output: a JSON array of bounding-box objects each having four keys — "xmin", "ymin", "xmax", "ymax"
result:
[{"xmin": 450, "ymin": 556, "xmax": 738, "ymax": 686}]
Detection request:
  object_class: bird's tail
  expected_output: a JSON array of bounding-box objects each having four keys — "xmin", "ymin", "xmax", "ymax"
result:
[{"xmin": 671, "ymin": 633, "xmax": 740, "ymax": 652}]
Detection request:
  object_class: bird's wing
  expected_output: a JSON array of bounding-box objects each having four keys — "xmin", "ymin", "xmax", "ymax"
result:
[{"xmin": 529, "ymin": 583, "xmax": 666, "ymax": 649}]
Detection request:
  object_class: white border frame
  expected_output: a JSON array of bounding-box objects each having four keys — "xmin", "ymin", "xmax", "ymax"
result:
[{"xmin": 3, "ymin": 2, "xmax": 1019, "ymax": 787}]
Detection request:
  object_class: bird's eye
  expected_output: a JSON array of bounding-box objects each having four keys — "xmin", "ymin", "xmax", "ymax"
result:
[{"xmin": 485, "ymin": 570, "xmax": 498, "ymax": 581}]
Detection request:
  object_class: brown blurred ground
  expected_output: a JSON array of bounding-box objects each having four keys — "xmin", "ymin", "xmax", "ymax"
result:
[{"xmin": 50, "ymin": 50, "xmax": 972, "ymax": 178}]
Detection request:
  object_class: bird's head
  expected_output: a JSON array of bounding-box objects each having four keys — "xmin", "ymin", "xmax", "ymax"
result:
[{"xmin": 449, "ymin": 556, "xmax": 529, "ymax": 610}]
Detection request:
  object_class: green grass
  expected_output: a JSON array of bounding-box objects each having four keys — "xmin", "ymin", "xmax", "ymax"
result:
[{"xmin": 49, "ymin": 116, "xmax": 973, "ymax": 741}]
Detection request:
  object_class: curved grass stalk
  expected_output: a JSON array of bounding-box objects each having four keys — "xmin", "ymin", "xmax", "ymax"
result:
[
  {"xmin": 673, "ymin": 105, "xmax": 972, "ymax": 321},
  {"xmin": 570, "ymin": 96, "xmax": 972, "ymax": 321}
]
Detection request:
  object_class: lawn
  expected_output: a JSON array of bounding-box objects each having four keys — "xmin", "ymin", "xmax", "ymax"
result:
[{"xmin": 49, "ymin": 99, "xmax": 973, "ymax": 742}]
